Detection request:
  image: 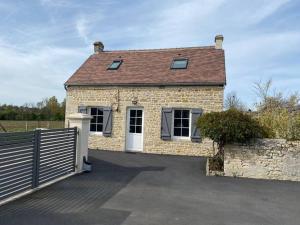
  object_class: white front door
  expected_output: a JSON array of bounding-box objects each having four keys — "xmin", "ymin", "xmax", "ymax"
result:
[{"xmin": 126, "ymin": 108, "xmax": 143, "ymax": 152}]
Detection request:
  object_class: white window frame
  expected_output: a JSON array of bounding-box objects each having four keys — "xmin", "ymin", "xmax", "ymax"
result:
[
  {"xmin": 172, "ymin": 109, "xmax": 191, "ymax": 141},
  {"xmin": 88, "ymin": 107, "xmax": 104, "ymax": 136}
]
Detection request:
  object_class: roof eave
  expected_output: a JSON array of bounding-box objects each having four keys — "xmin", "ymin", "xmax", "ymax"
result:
[{"xmin": 64, "ymin": 82, "xmax": 226, "ymax": 88}]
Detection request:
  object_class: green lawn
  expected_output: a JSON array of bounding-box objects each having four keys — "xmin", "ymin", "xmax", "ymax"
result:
[{"xmin": 0, "ymin": 120, "xmax": 65, "ymax": 132}]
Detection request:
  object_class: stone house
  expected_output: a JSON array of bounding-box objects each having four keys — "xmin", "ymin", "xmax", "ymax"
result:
[{"xmin": 65, "ymin": 35, "xmax": 226, "ymax": 156}]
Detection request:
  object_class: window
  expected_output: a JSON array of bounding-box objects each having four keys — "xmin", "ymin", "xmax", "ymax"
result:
[
  {"xmin": 129, "ymin": 109, "xmax": 143, "ymax": 134},
  {"xmin": 173, "ymin": 109, "xmax": 190, "ymax": 138},
  {"xmin": 171, "ymin": 58, "xmax": 188, "ymax": 69},
  {"xmin": 90, "ymin": 107, "xmax": 103, "ymax": 133},
  {"xmin": 108, "ymin": 60, "xmax": 122, "ymax": 70}
]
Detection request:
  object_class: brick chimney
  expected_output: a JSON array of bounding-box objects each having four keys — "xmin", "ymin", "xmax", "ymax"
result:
[
  {"xmin": 215, "ymin": 35, "xmax": 224, "ymax": 49},
  {"xmin": 93, "ymin": 41, "xmax": 104, "ymax": 53}
]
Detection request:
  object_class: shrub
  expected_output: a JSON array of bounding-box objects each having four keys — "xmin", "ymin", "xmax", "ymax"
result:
[
  {"xmin": 252, "ymin": 78, "xmax": 300, "ymax": 140},
  {"xmin": 197, "ymin": 109, "xmax": 268, "ymax": 171},
  {"xmin": 255, "ymin": 109, "xmax": 300, "ymax": 140},
  {"xmin": 287, "ymin": 114, "xmax": 300, "ymax": 140},
  {"xmin": 198, "ymin": 109, "xmax": 268, "ymax": 148}
]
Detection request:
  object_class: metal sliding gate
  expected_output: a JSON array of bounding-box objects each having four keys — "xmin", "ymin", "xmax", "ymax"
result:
[{"xmin": 0, "ymin": 127, "xmax": 77, "ymax": 202}]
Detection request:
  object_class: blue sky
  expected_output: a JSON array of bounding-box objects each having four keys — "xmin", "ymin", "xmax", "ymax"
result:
[{"xmin": 0, "ymin": 0, "xmax": 299, "ymax": 108}]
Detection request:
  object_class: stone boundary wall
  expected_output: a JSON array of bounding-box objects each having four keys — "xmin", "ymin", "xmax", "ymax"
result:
[{"xmin": 224, "ymin": 139, "xmax": 300, "ymax": 182}]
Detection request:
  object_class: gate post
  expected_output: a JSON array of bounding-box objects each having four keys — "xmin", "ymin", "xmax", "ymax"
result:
[
  {"xmin": 67, "ymin": 113, "xmax": 92, "ymax": 173},
  {"xmin": 32, "ymin": 129, "xmax": 41, "ymax": 188}
]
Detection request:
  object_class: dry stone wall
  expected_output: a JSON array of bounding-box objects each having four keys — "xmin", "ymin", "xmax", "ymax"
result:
[{"xmin": 224, "ymin": 139, "xmax": 300, "ymax": 182}]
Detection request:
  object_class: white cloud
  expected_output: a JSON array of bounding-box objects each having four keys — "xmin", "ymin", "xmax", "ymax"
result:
[
  {"xmin": 157, "ymin": 0, "xmax": 225, "ymax": 31},
  {"xmin": 0, "ymin": 39, "xmax": 89, "ymax": 105},
  {"xmin": 226, "ymin": 31, "xmax": 300, "ymax": 66},
  {"xmin": 39, "ymin": 0, "xmax": 74, "ymax": 8},
  {"xmin": 75, "ymin": 15, "xmax": 90, "ymax": 44},
  {"xmin": 113, "ymin": 0, "xmax": 225, "ymax": 49},
  {"xmin": 100, "ymin": 0, "xmax": 290, "ymax": 50},
  {"xmin": 248, "ymin": 0, "xmax": 290, "ymax": 24}
]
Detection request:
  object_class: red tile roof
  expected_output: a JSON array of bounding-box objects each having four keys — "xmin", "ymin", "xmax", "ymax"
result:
[{"xmin": 65, "ymin": 46, "xmax": 226, "ymax": 86}]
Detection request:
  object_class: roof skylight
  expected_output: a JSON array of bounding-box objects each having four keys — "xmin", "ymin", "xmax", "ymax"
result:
[
  {"xmin": 108, "ymin": 60, "xmax": 122, "ymax": 70},
  {"xmin": 171, "ymin": 58, "xmax": 188, "ymax": 69}
]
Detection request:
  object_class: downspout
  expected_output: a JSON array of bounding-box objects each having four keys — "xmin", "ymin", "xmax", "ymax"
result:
[
  {"xmin": 64, "ymin": 84, "xmax": 68, "ymax": 91},
  {"xmin": 116, "ymin": 89, "xmax": 120, "ymax": 112}
]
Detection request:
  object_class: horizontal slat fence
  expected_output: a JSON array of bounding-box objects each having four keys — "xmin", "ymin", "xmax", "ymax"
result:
[
  {"xmin": 0, "ymin": 128, "xmax": 77, "ymax": 202},
  {"xmin": 39, "ymin": 128, "xmax": 77, "ymax": 185},
  {"xmin": 0, "ymin": 132, "xmax": 35, "ymax": 201}
]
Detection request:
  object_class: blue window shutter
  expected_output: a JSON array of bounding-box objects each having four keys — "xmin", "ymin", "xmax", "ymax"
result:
[
  {"xmin": 78, "ymin": 106, "xmax": 87, "ymax": 114},
  {"xmin": 191, "ymin": 108, "xmax": 203, "ymax": 142},
  {"xmin": 103, "ymin": 107, "xmax": 112, "ymax": 137},
  {"xmin": 161, "ymin": 108, "xmax": 172, "ymax": 140}
]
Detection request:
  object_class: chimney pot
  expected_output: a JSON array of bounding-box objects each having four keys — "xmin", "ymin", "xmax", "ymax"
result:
[
  {"xmin": 215, "ymin": 35, "xmax": 224, "ymax": 49},
  {"xmin": 93, "ymin": 41, "xmax": 104, "ymax": 53}
]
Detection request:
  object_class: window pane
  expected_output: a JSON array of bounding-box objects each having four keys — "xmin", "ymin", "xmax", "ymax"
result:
[
  {"xmin": 172, "ymin": 59, "xmax": 188, "ymax": 69},
  {"xmin": 174, "ymin": 128, "xmax": 181, "ymax": 136},
  {"xmin": 97, "ymin": 116, "xmax": 103, "ymax": 124},
  {"xmin": 136, "ymin": 118, "xmax": 142, "ymax": 126},
  {"xmin": 90, "ymin": 124, "xmax": 96, "ymax": 132},
  {"xmin": 109, "ymin": 61, "xmax": 121, "ymax": 69},
  {"xmin": 136, "ymin": 126, "xmax": 142, "ymax": 133},
  {"xmin": 129, "ymin": 126, "xmax": 135, "ymax": 133},
  {"xmin": 97, "ymin": 109, "xmax": 103, "ymax": 115},
  {"xmin": 97, "ymin": 124, "xmax": 103, "ymax": 132},
  {"xmin": 130, "ymin": 118, "xmax": 135, "ymax": 125},
  {"xmin": 91, "ymin": 108, "xmax": 97, "ymax": 115},
  {"xmin": 130, "ymin": 110, "xmax": 136, "ymax": 117},
  {"xmin": 182, "ymin": 128, "xmax": 189, "ymax": 137},
  {"xmin": 91, "ymin": 116, "xmax": 96, "ymax": 123},
  {"xmin": 174, "ymin": 119, "xmax": 181, "ymax": 127},
  {"xmin": 136, "ymin": 110, "xmax": 142, "ymax": 117},
  {"xmin": 111, "ymin": 62, "xmax": 120, "ymax": 68},
  {"xmin": 182, "ymin": 110, "xmax": 189, "ymax": 118},
  {"xmin": 174, "ymin": 60, "xmax": 186, "ymax": 67},
  {"xmin": 174, "ymin": 110, "xmax": 181, "ymax": 118},
  {"xmin": 182, "ymin": 119, "xmax": 189, "ymax": 127}
]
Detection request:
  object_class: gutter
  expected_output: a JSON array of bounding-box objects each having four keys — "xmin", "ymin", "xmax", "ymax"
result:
[{"xmin": 64, "ymin": 82, "xmax": 226, "ymax": 90}]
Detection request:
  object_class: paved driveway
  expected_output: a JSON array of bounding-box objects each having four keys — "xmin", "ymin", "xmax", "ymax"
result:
[{"xmin": 0, "ymin": 150, "xmax": 299, "ymax": 225}]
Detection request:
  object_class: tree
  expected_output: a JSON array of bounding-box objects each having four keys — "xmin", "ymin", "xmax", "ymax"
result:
[
  {"xmin": 47, "ymin": 96, "xmax": 60, "ymax": 120},
  {"xmin": 0, "ymin": 96, "xmax": 66, "ymax": 121},
  {"xmin": 224, "ymin": 91, "xmax": 246, "ymax": 111},
  {"xmin": 253, "ymin": 79, "xmax": 272, "ymax": 104},
  {"xmin": 253, "ymin": 79, "xmax": 299, "ymax": 111},
  {"xmin": 59, "ymin": 99, "xmax": 66, "ymax": 120}
]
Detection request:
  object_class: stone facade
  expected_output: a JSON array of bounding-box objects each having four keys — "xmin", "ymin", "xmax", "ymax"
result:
[
  {"xmin": 65, "ymin": 85, "xmax": 224, "ymax": 156},
  {"xmin": 224, "ymin": 139, "xmax": 300, "ymax": 182}
]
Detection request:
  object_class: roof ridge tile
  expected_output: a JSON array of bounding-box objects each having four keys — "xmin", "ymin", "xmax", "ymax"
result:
[{"xmin": 101, "ymin": 46, "xmax": 216, "ymax": 53}]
